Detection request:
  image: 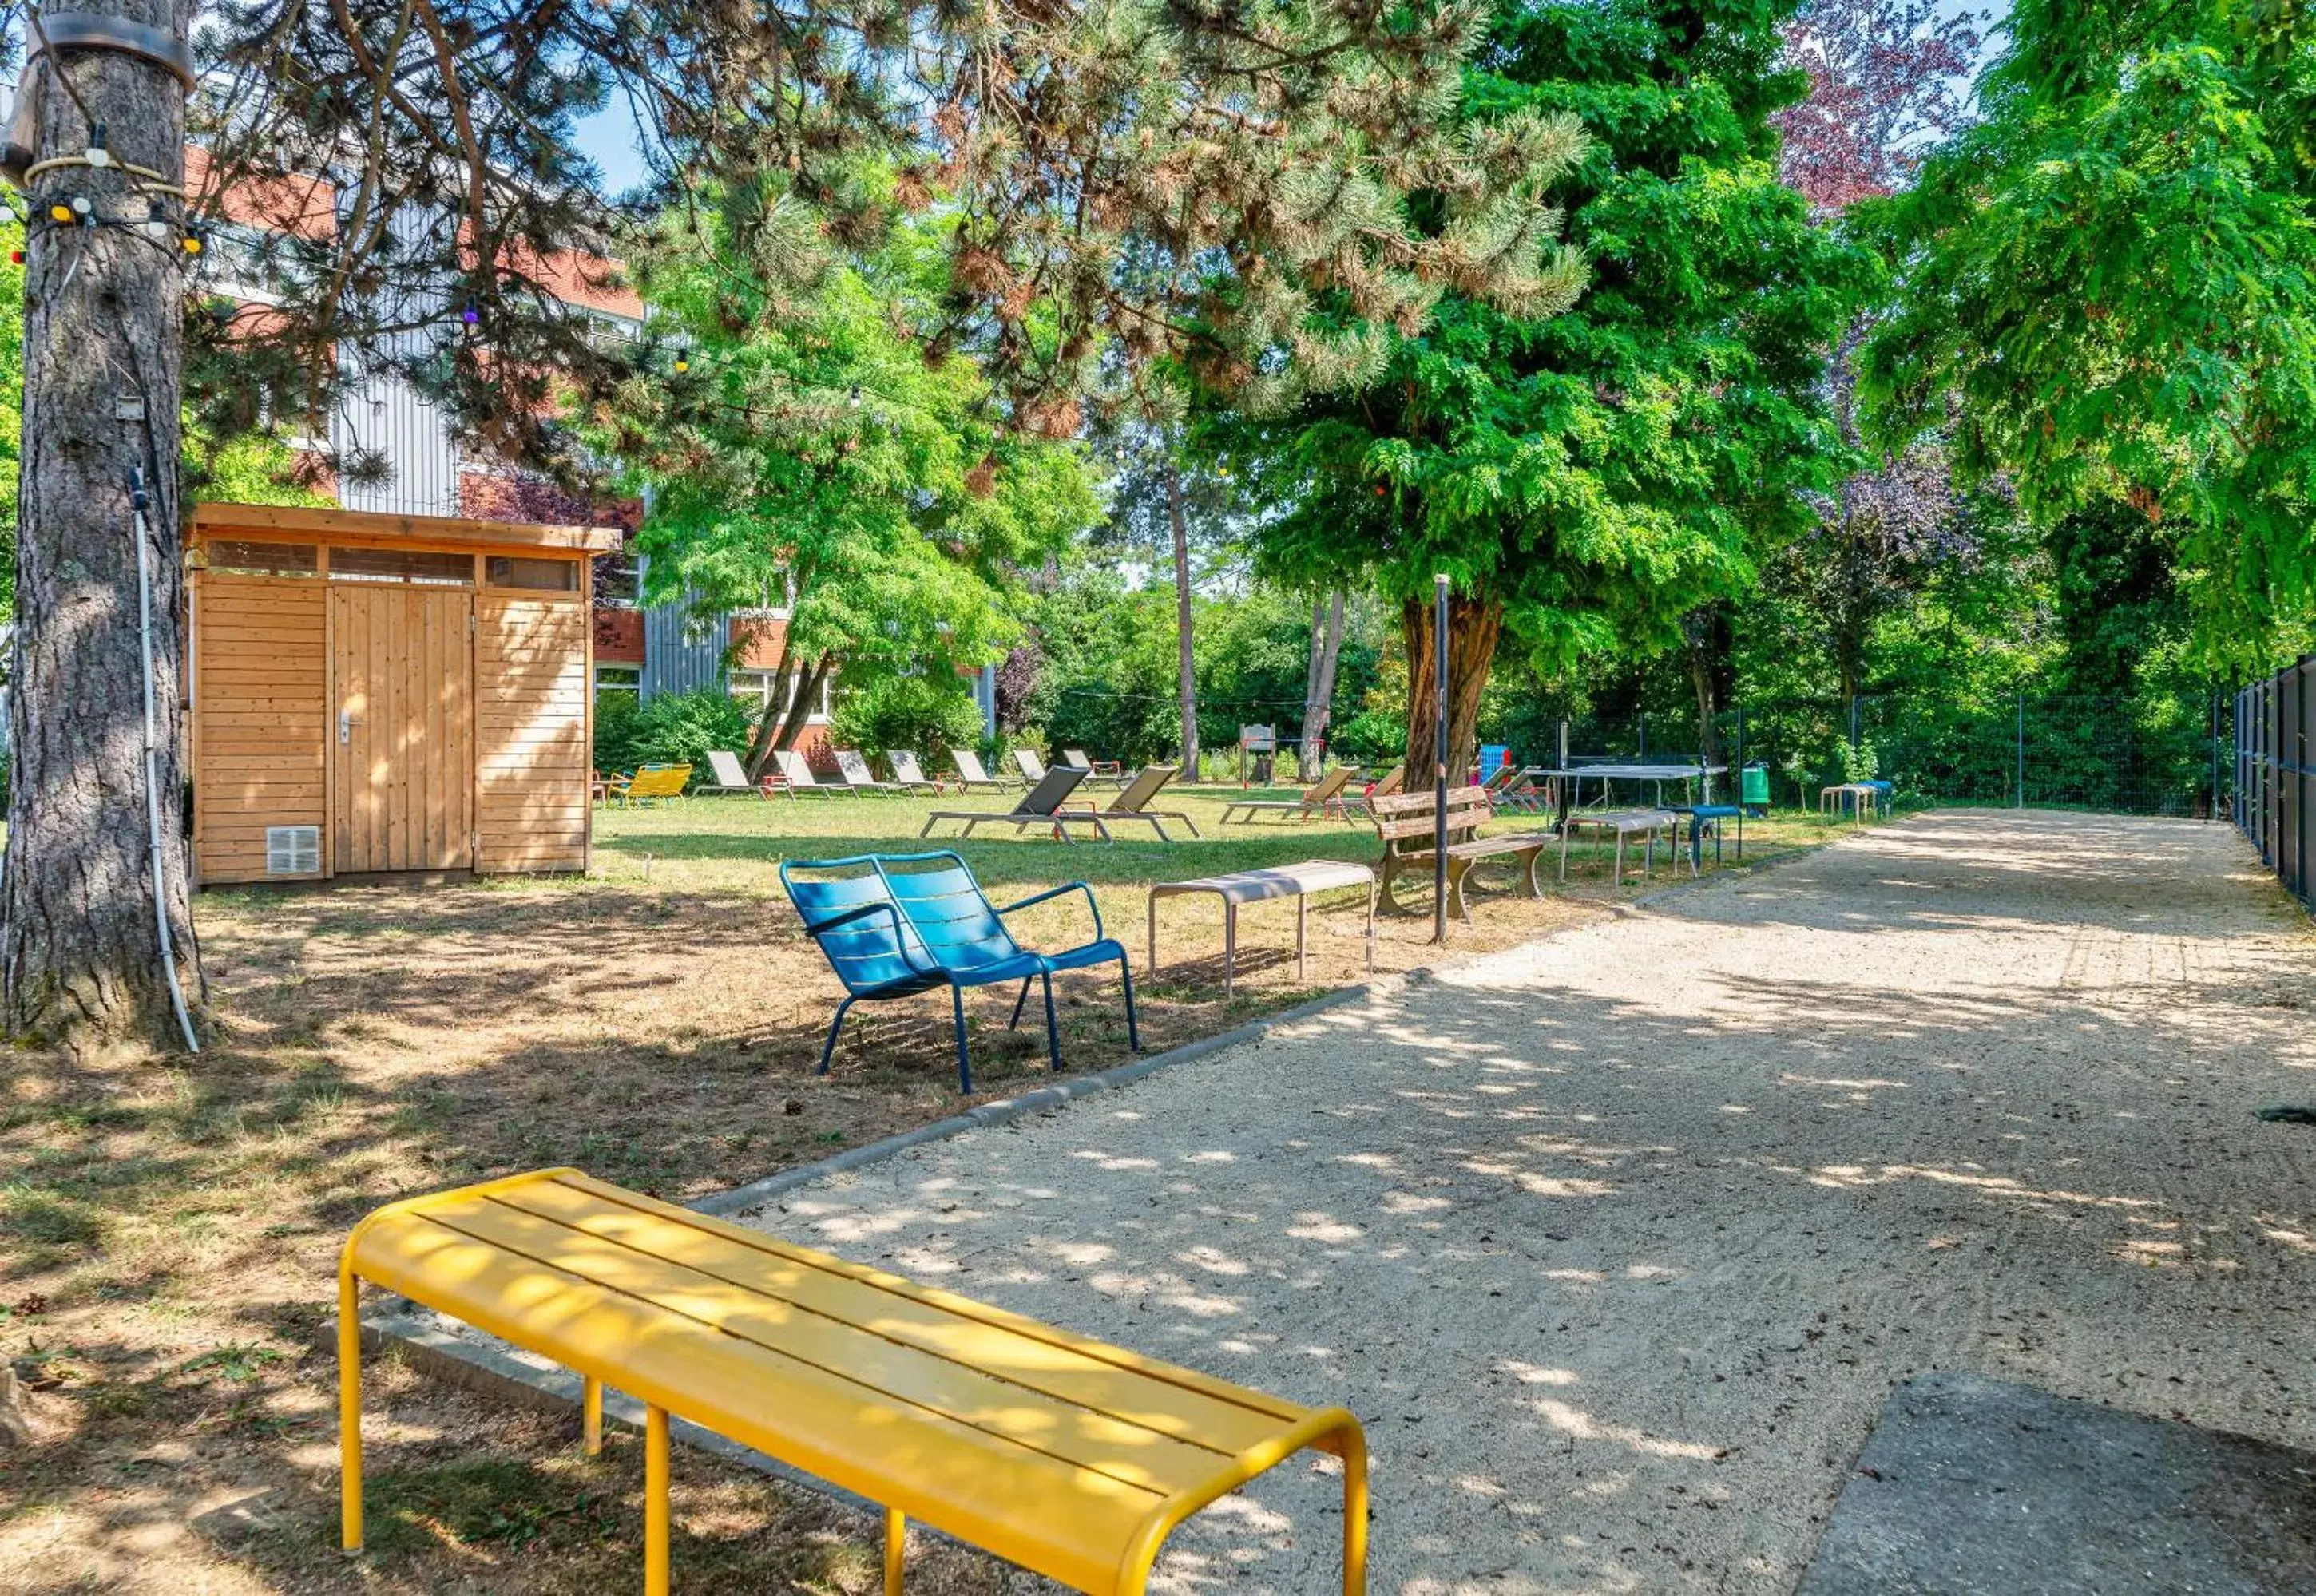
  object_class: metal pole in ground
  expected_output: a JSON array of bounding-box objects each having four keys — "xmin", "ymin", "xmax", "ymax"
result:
[
  {"xmin": 2211, "ymin": 688, "xmax": 2222, "ymax": 822},
  {"xmin": 1434, "ymin": 574, "xmax": 1450, "ymax": 944},
  {"xmin": 2016, "ymin": 691, "xmax": 2026, "ymax": 808},
  {"xmin": 1734, "ymin": 704, "xmax": 1746, "ymax": 861}
]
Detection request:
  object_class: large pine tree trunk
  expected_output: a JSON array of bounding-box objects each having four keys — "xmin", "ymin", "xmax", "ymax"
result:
[
  {"xmin": 1165, "ymin": 463, "xmax": 1199, "ymax": 776},
  {"xmin": 1299, "ymin": 590, "xmax": 1345, "ymax": 778},
  {"xmin": 3, "ymin": 2, "xmax": 204, "ymax": 1055},
  {"xmin": 1402, "ymin": 592, "xmax": 1501, "ymax": 788}
]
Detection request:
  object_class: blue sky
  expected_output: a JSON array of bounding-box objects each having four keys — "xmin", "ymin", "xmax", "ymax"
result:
[{"xmin": 574, "ymin": 101, "xmax": 652, "ymax": 198}]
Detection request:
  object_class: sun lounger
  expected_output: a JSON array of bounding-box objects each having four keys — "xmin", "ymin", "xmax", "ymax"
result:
[
  {"xmin": 834, "ymin": 749, "xmax": 906, "ymax": 796},
  {"xmin": 772, "ymin": 748, "xmax": 844, "ymax": 798},
  {"xmin": 702, "ymin": 750, "xmax": 775, "ymax": 797},
  {"xmin": 1219, "ymin": 764, "xmax": 1356, "ymax": 823},
  {"xmin": 950, "ymin": 750, "xmax": 1021, "ymax": 792},
  {"xmin": 1065, "ymin": 764, "xmax": 1201, "ymax": 839},
  {"xmin": 886, "ymin": 750, "xmax": 947, "ymax": 794},
  {"xmin": 1061, "ymin": 749, "xmax": 1128, "ymax": 790},
  {"xmin": 920, "ymin": 766, "xmax": 1112, "ymax": 841},
  {"xmin": 1013, "ymin": 749, "xmax": 1048, "ymax": 784}
]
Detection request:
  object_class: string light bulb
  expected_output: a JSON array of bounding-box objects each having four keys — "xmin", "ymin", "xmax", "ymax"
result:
[
  {"xmin": 145, "ymin": 197, "xmax": 169, "ymax": 243},
  {"xmin": 672, "ymin": 352, "xmax": 690, "ymax": 373},
  {"xmin": 84, "ymin": 123, "xmax": 110, "ymax": 168},
  {"xmin": 847, "ymin": 386, "xmax": 862, "ymax": 409},
  {"xmin": 459, "ymin": 299, "xmax": 480, "ymax": 325},
  {"xmin": 180, "ymin": 228, "xmax": 203, "ymax": 256},
  {"xmin": 47, "ymin": 201, "xmax": 72, "ymax": 224}
]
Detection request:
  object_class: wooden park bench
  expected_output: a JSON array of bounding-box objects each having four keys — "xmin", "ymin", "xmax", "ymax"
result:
[
  {"xmin": 1368, "ymin": 785, "xmax": 1557, "ymax": 920},
  {"xmin": 339, "ymin": 1169, "xmax": 1368, "ymax": 1596}
]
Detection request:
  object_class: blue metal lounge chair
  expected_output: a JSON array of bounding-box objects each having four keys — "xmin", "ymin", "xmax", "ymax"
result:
[{"xmin": 780, "ymin": 850, "xmax": 1140, "ymax": 1093}]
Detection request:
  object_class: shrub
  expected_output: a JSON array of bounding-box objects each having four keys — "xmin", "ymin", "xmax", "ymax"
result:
[
  {"xmin": 1329, "ymin": 707, "xmax": 1406, "ymax": 765},
  {"xmin": 830, "ymin": 674, "xmax": 985, "ymax": 762},
  {"xmin": 622, "ymin": 686, "xmax": 755, "ymax": 780},
  {"xmin": 593, "ymin": 690, "xmax": 644, "ymax": 774}
]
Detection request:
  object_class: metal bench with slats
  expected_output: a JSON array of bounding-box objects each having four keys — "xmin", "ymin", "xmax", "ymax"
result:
[{"xmin": 339, "ymin": 1170, "xmax": 1366, "ymax": 1596}]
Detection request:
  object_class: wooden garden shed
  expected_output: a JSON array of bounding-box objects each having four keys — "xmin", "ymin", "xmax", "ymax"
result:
[{"xmin": 187, "ymin": 503, "xmax": 622, "ymax": 885}]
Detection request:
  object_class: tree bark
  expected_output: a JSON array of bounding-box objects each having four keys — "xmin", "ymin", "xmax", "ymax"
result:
[
  {"xmin": 741, "ymin": 676, "xmax": 791, "ymax": 778},
  {"xmin": 767, "ymin": 654, "xmax": 833, "ymax": 754},
  {"xmin": 3, "ymin": 2, "xmax": 204, "ymax": 1055},
  {"xmin": 1165, "ymin": 462, "xmax": 1199, "ymax": 776},
  {"xmin": 1300, "ymin": 589, "xmax": 1345, "ymax": 778},
  {"xmin": 1402, "ymin": 591, "xmax": 1502, "ymax": 787}
]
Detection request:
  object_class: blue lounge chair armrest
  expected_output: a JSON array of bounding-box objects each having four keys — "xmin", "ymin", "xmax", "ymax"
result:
[{"xmin": 994, "ymin": 880, "xmax": 1105, "ymax": 943}]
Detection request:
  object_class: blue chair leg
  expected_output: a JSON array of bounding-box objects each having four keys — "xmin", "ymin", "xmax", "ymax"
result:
[
  {"xmin": 817, "ymin": 996, "xmax": 855, "ymax": 1075},
  {"xmin": 1008, "ymin": 976, "xmax": 1033, "ymax": 1030},
  {"xmin": 1117, "ymin": 953, "xmax": 1141, "ymax": 1052},
  {"xmin": 950, "ymin": 984, "xmax": 974, "ymax": 1095},
  {"xmin": 1040, "ymin": 972, "xmax": 1061, "ymax": 1071}
]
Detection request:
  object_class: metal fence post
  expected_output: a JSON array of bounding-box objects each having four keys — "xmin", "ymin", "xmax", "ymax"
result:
[
  {"xmin": 1433, "ymin": 573, "xmax": 1449, "ymax": 945},
  {"xmin": 2016, "ymin": 691, "xmax": 2025, "ymax": 809}
]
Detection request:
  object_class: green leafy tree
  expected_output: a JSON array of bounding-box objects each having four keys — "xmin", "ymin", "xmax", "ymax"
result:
[
  {"xmin": 592, "ymin": 189, "xmax": 1099, "ymax": 775},
  {"xmin": 1225, "ymin": 0, "xmax": 1859, "ymax": 782},
  {"xmin": 1862, "ymin": 0, "xmax": 2316, "ymax": 668}
]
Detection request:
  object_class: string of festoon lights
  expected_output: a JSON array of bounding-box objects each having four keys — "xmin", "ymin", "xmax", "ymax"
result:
[{"xmin": 6, "ymin": 121, "xmax": 207, "ymax": 275}]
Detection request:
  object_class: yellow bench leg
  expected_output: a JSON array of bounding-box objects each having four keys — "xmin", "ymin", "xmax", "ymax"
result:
[
  {"xmin": 1342, "ymin": 1424, "xmax": 1369, "ymax": 1596},
  {"xmin": 583, "ymin": 1375, "xmax": 603, "ymax": 1455},
  {"xmin": 886, "ymin": 1506, "xmax": 906, "ymax": 1596},
  {"xmin": 645, "ymin": 1404, "xmax": 669, "ymax": 1596},
  {"xmin": 338, "ymin": 1269, "xmax": 363, "ymax": 1554}
]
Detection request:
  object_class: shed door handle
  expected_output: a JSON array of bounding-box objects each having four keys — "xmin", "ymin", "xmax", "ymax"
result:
[{"xmin": 339, "ymin": 711, "xmax": 362, "ymax": 743}]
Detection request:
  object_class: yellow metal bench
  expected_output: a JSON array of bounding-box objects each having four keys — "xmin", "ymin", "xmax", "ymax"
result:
[{"xmin": 339, "ymin": 1169, "xmax": 1367, "ymax": 1596}]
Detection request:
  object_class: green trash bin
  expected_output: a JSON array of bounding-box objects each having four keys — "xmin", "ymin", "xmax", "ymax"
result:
[{"xmin": 1740, "ymin": 763, "xmax": 1770, "ymax": 815}]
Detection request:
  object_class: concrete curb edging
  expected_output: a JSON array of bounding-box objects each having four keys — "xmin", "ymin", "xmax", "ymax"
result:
[{"xmin": 692, "ymin": 972, "xmax": 1401, "ymax": 1217}]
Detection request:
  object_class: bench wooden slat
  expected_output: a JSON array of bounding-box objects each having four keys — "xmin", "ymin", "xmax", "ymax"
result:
[{"xmin": 507, "ymin": 1178, "xmax": 1297, "ymax": 1454}]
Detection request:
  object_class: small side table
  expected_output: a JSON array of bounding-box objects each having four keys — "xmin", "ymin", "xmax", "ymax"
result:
[{"xmin": 1148, "ymin": 861, "xmax": 1377, "ymax": 996}]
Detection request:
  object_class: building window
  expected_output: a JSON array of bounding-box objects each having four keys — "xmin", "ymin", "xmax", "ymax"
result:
[
  {"xmin": 727, "ymin": 669, "xmax": 831, "ymax": 720},
  {"xmin": 595, "ymin": 666, "xmax": 640, "ymax": 700},
  {"xmin": 728, "ymin": 669, "xmax": 779, "ymax": 710}
]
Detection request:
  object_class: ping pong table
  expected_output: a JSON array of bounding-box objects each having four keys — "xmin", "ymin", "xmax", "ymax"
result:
[{"xmin": 1526, "ymin": 762, "xmax": 1740, "ymax": 864}]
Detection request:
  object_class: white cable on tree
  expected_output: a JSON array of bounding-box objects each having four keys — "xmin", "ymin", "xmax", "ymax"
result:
[{"xmin": 129, "ymin": 467, "xmax": 200, "ymax": 1054}]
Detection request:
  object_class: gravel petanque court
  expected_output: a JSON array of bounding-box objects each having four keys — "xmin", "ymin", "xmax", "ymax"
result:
[{"xmin": 745, "ymin": 810, "xmax": 2316, "ymax": 1595}]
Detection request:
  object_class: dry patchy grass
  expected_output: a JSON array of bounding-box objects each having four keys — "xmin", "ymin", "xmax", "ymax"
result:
[{"xmin": 0, "ymin": 785, "xmax": 1862, "ymax": 1592}]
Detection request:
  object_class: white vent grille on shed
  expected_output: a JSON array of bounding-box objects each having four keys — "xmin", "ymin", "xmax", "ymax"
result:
[{"xmin": 265, "ymin": 826, "xmax": 321, "ymax": 877}]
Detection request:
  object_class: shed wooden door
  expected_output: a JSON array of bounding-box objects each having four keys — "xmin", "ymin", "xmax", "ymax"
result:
[{"xmin": 331, "ymin": 584, "xmax": 474, "ymax": 872}]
